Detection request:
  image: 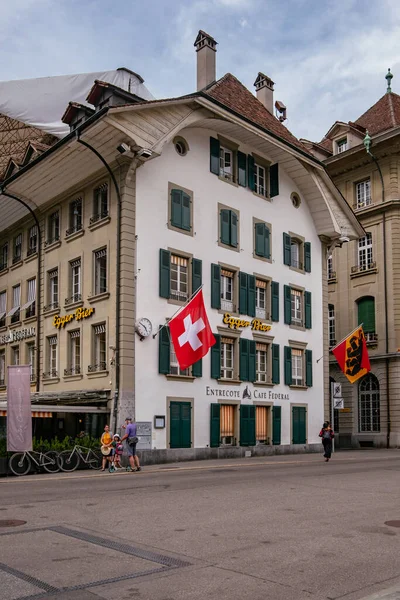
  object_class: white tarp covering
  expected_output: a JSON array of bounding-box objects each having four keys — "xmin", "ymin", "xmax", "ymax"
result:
[{"xmin": 0, "ymin": 68, "xmax": 154, "ymax": 138}]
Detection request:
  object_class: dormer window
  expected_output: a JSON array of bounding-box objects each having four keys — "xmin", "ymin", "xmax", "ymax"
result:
[{"xmin": 337, "ymin": 138, "xmax": 348, "ymax": 154}]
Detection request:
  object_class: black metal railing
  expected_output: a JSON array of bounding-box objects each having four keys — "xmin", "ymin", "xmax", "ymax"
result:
[
  {"xmin": 90, "ymin": 211, "xmax": 108, "ymax": 225},
  {"xmin": 88, "ymin": 362, "xmax": 107, "ymax": 372},
  {"xmin": 365, "ymin": 332, "xmax": 378, "ymax": 345},
  {"xmin": 42, "ymin": 370, "xmax": 58, "ymax": 379},
  {"xmin": 351, "ymin": 261, "xmax": 376, "ymax": 274},
  {"xmin": 44, "ymin": 302, "xmax": 59, "ymax": 312},
  {"xmin": 11, "ymin": 310, "xmax": 20, "ymax": 324},
  {"xmin": 65, "ymin": 293, "xmax": 82, "ymax": 305},
  {"xmin": 328, "ymin": 271, "xmax": 337, "ymax": 281},
  {"xmin": 27, "ymin": 246, "xmax": 37, "ymax": 257},
  {"xmin": 44, "ymin": 235, "xmax": 60, "ymax": 247},
  {"xmin": 65, "ymin": 224, "xmax": 82, "ymax": 237},
  {"xmin": 64, "ymin": 366, "xmax": 81, "ymax": 376},
  {"xmin": 12, "ymin": 254, "xmax": 22, "ymax": 264},
  {"xmin": 25, "ymin": 303, "xmax": 36, "ymax": 319}
]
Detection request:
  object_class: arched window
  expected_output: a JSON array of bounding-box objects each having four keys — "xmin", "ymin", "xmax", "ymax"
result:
[
  {"xmin": 358, "ymin": 374, "xmax": 380, "ymax": 432},
  {"xmin": 357, "ymin": 296, "xmax": 375, "ymax": 333}
]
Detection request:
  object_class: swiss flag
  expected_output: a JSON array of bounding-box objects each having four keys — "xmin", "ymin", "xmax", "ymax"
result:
[{"xmin": 169, "ymin": 290, "xmax": 216, "ymax": 370}]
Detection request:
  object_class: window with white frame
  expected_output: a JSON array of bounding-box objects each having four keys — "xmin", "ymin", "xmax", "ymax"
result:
[
  {"xmin": 47, "ymin": 335, "xmax": 58, "ymax": 377},
  {"xmin": 92, "ymin": 183, "xmax": 108, "ymax": 223},
  {"xmin": 359, "ymin": 374, "xmax": 380, "ymax": 432},
  {"xmin": 221, "ymin": 269, "xmax": 234, "ymax": 311},
  {"xmin": 328, "ymin": 304, "xmax": 336, "ymax": 348},
  {"xmin": 356, "ymin": 179, "xmax": 371, "ymax": 208},
  {"xmin": 23, "ymin": 278, "xmax": 36, "ymax": 318},
  {"xmin": 27, "ymin": 343, "xmax": 35, "ymax": 381},
  {"xmin": 170, "ymin": 343, "xmax": 189, "ymax": 376},
  {"xmin": 291, "ymin": 348, "xmax": 303, "ymax": 386},
  {"xmin": 67, "ymin": 197, "xmax": 82, "ymax": 235},
  {"xmin": 219, "ymin": 146, "xmax": 233, "ymax": 181},
  {"xmin": 220, "ymin": 336, "xmax": 234, "ymax": 379},
  {"xmin": 0, "ymin": 291, "xmax": 6, "ymax": 325},
  {"xmin": 0, "ymin": 350, "xmax": 5, "ymax": 385},
  {"xmin": 9, "ymin": 285, "xmax": 21, "ymax": 323},
  {"xmin": 256, "ymin": 279, "xmax": 268, "ymax": 319},
  {"xmin": 94, "ymin": 248, "xmax": 107, "ymax": 295},
  {"xmin": 337, "ymin": 138, "xmax": 348, "ymax": 153},
  {"xmin": 13, "ymin": 233, "xmax": 22, "ymax": 263},
  {"xmin": 47, "ymin": 210, "xmax": 60, "ymax": 244},
  {"xmin": 91, "ymin": 323, "xmax": 106, "ymax": 372},
  {"xmin": 48, "ymin": 268, "xmax": 59, "ymax": 309},
  {"xmin": 358, "ymin": 233, "xmax": 373, "ymax": 270},
  {"xmin": 68, "ymin": 258, "xmax": 81, "ymax": 303},
  {"xmin": 256, "ymin": 342, "xmax": 268, "ymax": 383},
  {"xmin": 27, "ymin": 225, "xmax": 38, "ymax": 256},
  {"xmin": 0, "ymin": 243, "xmax": 8, "ymax": 270},
  {"xmin": 327, "ymin": 255, "xmax": 334, "ymax": 280},
  {"xmin": 12, "ymin": 345, "xmax": 20, "ymax": 366},
  {"xmin": 67, "ymin": 330, "xmax": 81, "ymax": 375},
  {"xmin": 254, "ymin": 163, "xmax": 267, "ymax": 196},
  {"xmin": 170, "ymin": 255, "xmax": 188, "ymax": 302},
  {"xmin": 290, "ymin": 239, "xmax": 302, "ymax": 269},
  {"xmin": 291, "ymin": 288, "xmax": 303, "ymax": 326}
]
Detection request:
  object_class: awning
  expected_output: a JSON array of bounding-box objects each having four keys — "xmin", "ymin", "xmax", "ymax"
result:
[
  {"xmin": 0, "ymin": 403, "xmax": 109, "ymax": 415},
  {"xmin": 0, "ymin": 409, "xmax": 53, "ymax": 418}
]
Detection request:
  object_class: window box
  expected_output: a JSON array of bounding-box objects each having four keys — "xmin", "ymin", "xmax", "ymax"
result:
[
  {"xmin": 64, "ymin": 367, "xmax": 81, "ymax": 376},
  {"xmin": 350, "ymin": 262, "xmax": 377, "ymax": 278}
]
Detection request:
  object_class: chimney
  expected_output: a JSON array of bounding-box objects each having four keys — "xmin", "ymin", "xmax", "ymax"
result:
[
  {"xmin": 194, "ymin": 30, "xmax": 217, "ymax": 91},
  {"xmin": 254, "ymin": 72, "xmax": 274, "ymax": 114}
]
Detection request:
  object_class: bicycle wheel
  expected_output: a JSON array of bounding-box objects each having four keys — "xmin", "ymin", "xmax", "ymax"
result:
[
  {"xmin": 42, "ymin": 451, "xmax": 61, "ymax": 474},
  {"xmin": 59, "ymin": 450, "xmax": 80, "ymax": 472},
  {"xmin": 9, "ymin": 453, "xmax": 31, "ymax": 476},
  {"xmin": 87, "ymin": 449, "xmax": 103, "ymax": 470}
]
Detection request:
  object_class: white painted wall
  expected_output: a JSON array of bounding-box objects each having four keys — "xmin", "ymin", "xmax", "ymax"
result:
[{"xmin": 134, "ymin": 127, "xmax": 325, "ymax": 449}]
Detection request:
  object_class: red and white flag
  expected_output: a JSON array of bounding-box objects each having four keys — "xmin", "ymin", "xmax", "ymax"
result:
[{"xmin": 169, "ymin": 290, "xmax": 216, "ymax": 370}]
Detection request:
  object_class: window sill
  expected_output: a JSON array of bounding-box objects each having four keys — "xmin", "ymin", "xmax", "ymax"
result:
[
  {"xmin": 167, "ymin": 297, "xmax": 188, "ymax": 307},
  {"xmin": 66, "ymin": 229, "xmax": 85, "ymax": 243},
  {"xmin": 44, "ymin": 307, "xmax": 60, "ymax": 318},
  {"xmin": 63, "ymin": 374, "xmax": 83, "ymax": 381},
  {"xmin": 289, "ymin": 265, "xmax": 305, "ymax": 275},
  {"xmin": 253, "ymin": 381, "xmax": 274, "ymax": 387},
  {"xmin": 88, "ymin": 291, "xmax": 110, "ymax": 304},
  {"xmin": 350, "ymin": 268, "xmax": 378, "ymax": 279},
  {"xmin": 25, "ymin": 253, "xmax": 38, "ymax": 264},
  {"xmin": 289, "ymin": 323, "xmax": 306, "ymax": 332},
  {"xmin": 167, "ymin": 223, "xmax": 193, "ymax": 237},
  {"xmin": 0, "ymin": 267, "xmax": 9, "ymax": 276},
  {"xmin": 217, "ymin": 378, "xmax": 241, "ymax": 386},
  {"xmin": 289, "ymin": 385, "xmax": 308, "ymax": 390},
  {"xmin": 166, "ymin": 375, "xmax": 195, "ymax": 382},
  {"xmin": 10, "ymin": 260, "xmax": 23, "ymax": 271},
  {"xmin": 87, "ymin": 370, "xmax": 109, "ymax": 379},
  {"xmin": 9, "ymin": 320, "xmax": 22, "ymax": 329},
  {"xmin": 44, "ymin": 240, "xmax": 61, "ymax": 254},
  {"xmin": 217, "ymin": 241, "xmax": 240, "ymax": 253},
  {"xmin": 89, "ymin": 216, "xmax": 111, "ymax": 231},
  {"xmin": 218, "ymin": 175, "xmax": 238, "ymax": 188},
  {"xmin": 24, "ymin": 315, "xmax": 37, "ymax": 325},
  {"xmin": 64, "ymin": 300, "xmax": 84, "ymax": 310},
  {"xmin": 328, "ymin": 278, "xmax": 337, "ymax": 284},
  {"xmin": 253, "ymin": 253, "xmax": 272, "ymax": 264},
  {"xmin": 252, "ymin": 190, "xmax": 271, "ymax": 202},
  {"xmin": 43, "ymin": 377, "xmax": 60, "ymax": 385}
]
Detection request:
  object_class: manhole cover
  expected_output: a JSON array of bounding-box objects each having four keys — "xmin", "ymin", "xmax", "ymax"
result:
[
  {"xmin": 384, "ymin": 520, "xmax": 400, "ymax": 528},
  {"xmin": 0, "ymin": 519, "xmax": 26, "ymax": 527}
]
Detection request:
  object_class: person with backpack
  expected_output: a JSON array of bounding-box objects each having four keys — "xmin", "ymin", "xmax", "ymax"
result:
[
  {"xmin": 121, "ymin": 417, "xmax": 141, "ymax": 472},
  {"xmin": 319, "ymin": 421, "xmax": 335, "ymax": 462}
]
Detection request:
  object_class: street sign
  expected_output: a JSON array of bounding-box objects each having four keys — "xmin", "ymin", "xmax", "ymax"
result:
[
  {"xmin": 331, "ymin": 382, "xmax": 342, "ymax": 398},
  {"xmin": 333, "ymin": 398, "xmax": 344, "ymax": 410}
]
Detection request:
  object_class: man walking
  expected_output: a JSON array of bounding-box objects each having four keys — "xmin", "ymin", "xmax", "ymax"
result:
[{"xmin": 121, "ymin": 417, "xmax": 141, "ymax": 472}]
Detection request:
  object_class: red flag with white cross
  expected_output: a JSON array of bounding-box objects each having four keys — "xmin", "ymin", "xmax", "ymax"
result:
[{"xmin": 168, "ymin": 290, "xmax": 216, "ymax": 370}]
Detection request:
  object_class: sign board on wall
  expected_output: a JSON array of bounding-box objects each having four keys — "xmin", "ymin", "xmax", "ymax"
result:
[
  {"xmin": 223, "ymin": 313, "xmax": 271, "ymax": 332},
  {"xmin": 136, "ymin": 421, "xmax": 152, "ymax": 450},
  {"xmin": 205, "ymin": 385, "xmax": 289, "ymax": 401},
  {"xmin": 0, "ymin": 327, "xmax": 35, "ymax": 346},
  {"xmin": 53, "ymin": 307, "xmax": 95, "ymax": 329}
]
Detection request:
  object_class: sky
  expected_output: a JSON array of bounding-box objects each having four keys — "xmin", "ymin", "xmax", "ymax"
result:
[{"xmin": 1, "ymin": 0, "xmax": 399, "ymax": 142}]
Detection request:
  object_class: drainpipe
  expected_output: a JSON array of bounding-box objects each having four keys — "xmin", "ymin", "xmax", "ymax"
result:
[
  {"xmin": 76, "ymin": 136, "xmax": 122, "ymax": 432},
  {"xmin": 0, "ymin": 188, "xmax": 41, "ymax": 393},
  {"xmin": 363, "ymin": 131, "xmax": 390, "ymax": 448}
]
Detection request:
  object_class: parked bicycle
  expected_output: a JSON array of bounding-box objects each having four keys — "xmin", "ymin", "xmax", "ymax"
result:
[
  {"xmin": 8, "ymin": 450, "xmax": 61, "ymax": 476},
  {"xmin": 58, "ymin": 445, "xmax": 102, "ymax": 472}
]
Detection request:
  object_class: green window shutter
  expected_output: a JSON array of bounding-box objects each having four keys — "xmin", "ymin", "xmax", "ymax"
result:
[
  {"xmin": 192, "ymin": 258, "xmax": 202, "ymax": 294},
  {"xmin": 272, "ymin": 405, "xmax": 281, "ymax": 445},
  {"xmin": 269, "ymin": 163, "xmax": 279, "ymax": 198},
  {"xmin": 284, "ymin": 285, "xmax": 292, "ymax": 325},
  {"xmin": 292, "ymin": 406, "xmax": 307, "ymax": 444},
  {"xmin": 358, "ymin": 297, "xmax": 375, "ymax": 333},
  {"xmin": 170, "ymin": 189, "xmax": 182, "ymax": 229},
  {"xmin": 159, "ymin": 249, "xmax": 171, "ymax": 299},
  {"xmin": 305, "ymin": 350, "xmax": 313, "ymax": 387},
  {"xmin": 192, "ymin": 358, "xmax": 202, "ymax": 378},
  {"xmin": 284, "ymin": 346, "xmax": 292, "ymax": 385},
  {"xmin": 283, "ymin": 233, "xmax": 291, "ymax": 266},
  {"xmin": 210, "ymin": 137, "xmax": 220, "ymax": 175},
  {"xmin": 265, "ymin": 226, "xmax": 271, "ymax": 259},
  {"xmin": 247, "ymin": 275, "xmax": 256, "ymax": 318},
  {"xmin": 180, "ymin": 402, "xmax": 192, "ymax": 448},
  {"xmin": 210, "ymin": 403, "xmax": 221, "ymax": 447},
  {"xmin": 305, "ymin": 291, "xmax": 312, "ymax": 329},
  {"xmin": 238, "ymin": 151, "xmax": 247, "ymax": 187},
  {"xmin": 247, "ymin": 154, "xmax": 255, "ymax": 190},
  {"xmin": 239, "ymin": 271, "xmax": 248, "ymax": 315},
  {"xmin": 182, "ymin": 192, "xmax": 191, "ymax": 231},
  {"xmin": 169, "ymin": 402, "xmax": 181, "ymax": 448},
  {"xmin": 158, "ymin": 326, "xmax": 170, "ymax": 374},
  {"xmin": 220, "ymin": 209, "xmax": 230, "ymax": 245},
  {"xmin": 210, "ymin": 334, "xmax": 220, "ymax": 379},
  {"xmin": 271, "ymin": 281, "xmax": 279, "ymax": 322},
  {"xmin": 230, "ymin": 211, "xmax": 238, "ymax": 247},
  {"xmin": 211, "ymin": 263, "xmax": 221, "ymax": 309},
  {"xmin": 255, "ymin": 222, "xmax": 266, "ymax": 257},
  {"xmin": 249, "ymin": 340, "xmax": 256, "ymax": 382},
  {"xmin": 272, "ymin": 343, "xmax": 280, "ymax": 384},
  {"xmin": 240, "ymin": 404, "xmax": 256, "ymax": 447},
  {"xmin": 304, "ymin": 242, "xmax": 311, "ymax": 272},
  {"xmin": 239, "ymin": 338, "xmax": 249, "ymax": 381}
]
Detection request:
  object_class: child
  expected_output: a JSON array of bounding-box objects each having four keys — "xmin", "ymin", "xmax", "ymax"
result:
[{"xmin": 111, "ymin": 434, "xmax": 123, "ymax": 470}]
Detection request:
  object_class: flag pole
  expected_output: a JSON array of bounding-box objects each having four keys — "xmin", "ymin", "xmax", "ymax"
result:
[
  {"xmin": 152, "ymin": 285, "xmax": 204, "ymax": 339},
  {"xmin": 330, "ymin": 323, "xmax": 363, "ymax": 352}
]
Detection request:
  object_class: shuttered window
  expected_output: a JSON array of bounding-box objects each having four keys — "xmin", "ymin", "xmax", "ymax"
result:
[
  {"xmin": 292, "ymin": 349, "xmax": 303, "ymax": 386},
  {"xmin": 256, "ymin": 406, "xmax": 269, "ymax": 442},
  {"xmin": 170, "ymin": 189, "xmax": 191, "ymax": 231},
  {"xmin": 221, "ymin": 270, "xmax": 234, "ymax": 312},
  {"xmin": 358, "ymin": 297, "xmax": 375, "ymax": 333},
  {"xmin": 256, "ymin": 343, "xmax": 268, "ymax": 383},
  {"xmin": 220, "ymin": 209, "xmax": 238, "ymax": 248},
  {"xmin": 221, "ymin": 337, "xmax": 234, "ymax": 379},
  {"xmin": 221, "ymin": 404, "xmax": 235, "ymax": 444},
  {"xmin": 239, "ymin": 338, "xmax": 256, "ymax": 382},
  {"xmin": 254, "ymin": 222, "xmax": 270, "ymax": 259},
  {"xmin": 160, "ymin": 250, "xmax": 201, "ymax": 301}
]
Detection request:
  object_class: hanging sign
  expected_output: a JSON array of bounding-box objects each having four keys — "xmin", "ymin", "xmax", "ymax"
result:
[
  {"xmin": 223, "ymin": 313, "xmax": 271, "ymax": 332},
  {"xmin": 53, "ymin": 307, "xmax": 95, "ymax": 329}
]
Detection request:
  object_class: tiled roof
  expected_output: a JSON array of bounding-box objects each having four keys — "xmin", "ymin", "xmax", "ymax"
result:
[
  {"xmin": 318, "ymin": 138, "xmax": 333, "ymax": 152},
  {"xmin": 354, "ymin": 91, "xmax": 400, "ymax": 135},
  {"xmin": 201, "ymin": 73, "xmax": 314, "ymax": 157}
]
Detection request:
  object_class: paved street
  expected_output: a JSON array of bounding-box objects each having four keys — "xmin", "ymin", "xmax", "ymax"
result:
[{"xmin": 0, "ymin": 450, "xmax": 400, "ymax": 600}]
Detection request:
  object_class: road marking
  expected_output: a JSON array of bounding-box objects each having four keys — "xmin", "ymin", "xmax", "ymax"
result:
[{"xmin": 1, "ymin": 454, "xmax": 397, "ymax": 484}]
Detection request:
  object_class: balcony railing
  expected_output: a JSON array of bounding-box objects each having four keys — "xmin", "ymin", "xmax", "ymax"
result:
[
  {"xmin": 90, "ymin": 211, "xmax": 108, "ymax": 225},
  {"xmin": 88, "ymin": 362, "xmax": 107, "ymax": 372},
  {"xmin": 44, "ymin": 302, "xmax": 59, "ymax": 312},
  {"xmin": 12, "ymin": 253, "xmax": 22, "ymax": 264},
  {"xmin": 365, "ymin": 332, "xmax": 378, "ymax": 346},
  {"xmin": 65, "ymin": 293, "xmax": 82, "ymax": 306},
  {"xmin": 64, "ymin": 366, "xmax": 81, "ymax": 376},
  {"xmin": 11, "ymin": 310, "xmax": 20, "ymax": 324},
  {"xmin": 351, "ymin": 261, "xmax": 376, "ymax": 275},
  {"xmin": 27, "ymin": 246, "xmax": 37, "ymax": 257},
  {"xmin": 42, "ymin": 370, "xmax": 58, "ymax": 379},
  {"xmin": 45, "ymin": 235, "xmax": 60, "ymax": 247},
  {"xmin": 65, "ymin": 224, "xmax": 82, "ymax": 237}
]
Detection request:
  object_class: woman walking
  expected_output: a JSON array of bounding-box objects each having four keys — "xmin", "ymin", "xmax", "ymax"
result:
[{"xmin": 319, "ymin": 421, "xmax": 334, "ymax": 462}]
